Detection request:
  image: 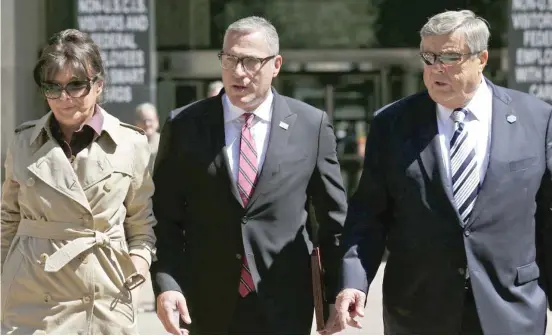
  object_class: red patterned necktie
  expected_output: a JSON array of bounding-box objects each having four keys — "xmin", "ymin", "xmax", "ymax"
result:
[{"xmin": 237, "ymin": 113, "xmax": 257, "ymax": 297}]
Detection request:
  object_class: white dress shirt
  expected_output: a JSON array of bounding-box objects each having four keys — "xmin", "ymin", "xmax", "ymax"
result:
[
  {"xmin": 436, "ymin": 79, "xmax": 493, "ymax": 185},
  {"xmin": 223, "ymin": 91, "xmax": 274, "ymax": 182}
]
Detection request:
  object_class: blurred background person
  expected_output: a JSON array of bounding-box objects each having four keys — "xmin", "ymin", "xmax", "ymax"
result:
[
  {"xmin": 1, "ymin": 29, "xmax": 156, "ymax": 334},
  {"xmin": 135, "ymin": 102, "xmax": 160, "ymax": 154},
  {"xmin": 135, "ymin": 102, "xmax": 160, "ymax": 172},
  {"xmin": 207, "ymin": 80, "xmax": 224, "ymax": 97}
]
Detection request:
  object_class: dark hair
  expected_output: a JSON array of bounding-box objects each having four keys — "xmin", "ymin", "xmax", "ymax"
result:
[{"xmin": 33, "ymin": 29, "xmax": 105, "ymax": 86}]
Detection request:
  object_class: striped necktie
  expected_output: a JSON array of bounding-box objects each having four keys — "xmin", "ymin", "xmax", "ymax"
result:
[
  {"xmin": 450, "ymin": 108, "xmax": 479, "ymax": 224},
  {"xmin": 237, "ymin": 113, "xmax": 257, "ymax": 297}
]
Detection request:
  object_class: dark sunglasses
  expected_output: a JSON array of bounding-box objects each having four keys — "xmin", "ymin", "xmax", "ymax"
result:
[
  {"xmin": 41, "ymin": 77, "xmax": 98, "ymax": 99},
  {"xmin": 420, "ymin": 51, "xmax": 480, "ymax": 66}
]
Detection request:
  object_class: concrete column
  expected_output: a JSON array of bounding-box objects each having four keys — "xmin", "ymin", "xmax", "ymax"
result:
[
  {"xmin": 402, "ymin": 66, "xmax": 422, "ymax": 97},
  {"xmin": 1, "ymin": 0, "xmax": 46, "ymax": 181}
]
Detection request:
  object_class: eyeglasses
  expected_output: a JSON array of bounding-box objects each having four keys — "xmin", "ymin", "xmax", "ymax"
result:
[
  {"xmin": 40, "ymin": 77, "xmax": 97, "ymax": 99},
  {"xmin": 218, "ymin": 52, "xmax": 276, "ymax": 73},
  {"xmin": 419, "ymin": 51, "xmax": 480, "ymax": 66}
]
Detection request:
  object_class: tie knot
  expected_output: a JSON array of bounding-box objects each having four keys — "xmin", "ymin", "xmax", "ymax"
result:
[
  {"xmin": 243, "ymin": 113, "xmax": 254, "ymax": 127},
  {"xmin": 451, "ymin": 108, "xmax": 468, "ymax": 124}
]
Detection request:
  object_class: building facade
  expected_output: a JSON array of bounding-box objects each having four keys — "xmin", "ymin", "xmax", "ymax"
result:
[{"xmin": 1, "ymin": 0, "xmax": 508, "ymax": 191}]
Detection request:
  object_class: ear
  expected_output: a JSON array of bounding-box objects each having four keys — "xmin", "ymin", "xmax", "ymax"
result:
[
  {"xmin": 272, "ymin": 55, "xmax": 283, "ymax": 78},
  {"xmin": 95, "ymin": 79, "xmax": 104, "ymax": 95},
  {"xmin": 478, "ymin": 50, "xmax": 489, "ymax": 72}
]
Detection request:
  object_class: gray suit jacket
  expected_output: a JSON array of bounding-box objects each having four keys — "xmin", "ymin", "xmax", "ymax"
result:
[
  {"xmin": 340, "ymin": 80, "xmax": 552, "ymax": 334},
  {"xmin": 151, "ymin": 88, "xmax": 347, "ymax": 334}
]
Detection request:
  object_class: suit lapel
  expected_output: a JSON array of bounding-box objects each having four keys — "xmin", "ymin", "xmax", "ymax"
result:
[
  {"xmin": 26, "ymin": 115, "xmax": 91, "ymax": 212},
  {"xmin": 466, "ymin": 83, "xmax": 513, "ymax": 228},
  {"xmin": 247, "ymin": 90, "xmax": 296, "ymax": 210},
  {"xmin": 207, "ymin": 93, "xmax": 243, "ymax": 207},
  {"xmin": 415, "ymin": 93, "xmax": 460, "ymax": 221}
]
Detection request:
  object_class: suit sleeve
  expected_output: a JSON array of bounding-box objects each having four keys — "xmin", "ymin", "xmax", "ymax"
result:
[
  {"xmin": 308, "ymin": 112, "xmax": 348, "ymax": 303},
  {"xmin": 537, "ymin": 107, "xmax": 552, "ymax": 308},
  {"xmin": 1, "ymin": 138, "xmax": 21, "ymax": 269},
  {"xmin": 123, "ymin": 132, "xmax": 157, "ymax": 266},
  {"xmin": 150, "ymin": 117, "xmax": 188, "ymax": 296},
  {"xmin": 340, "ymin": 115, "xmax": 391, "ymax": 294}
]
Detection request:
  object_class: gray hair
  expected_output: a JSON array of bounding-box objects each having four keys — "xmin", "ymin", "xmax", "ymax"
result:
[
  {"xmin": 135, "ymin": 102, "xmax": 157, "ymax": 117},
  {"xmin": 224, "ymin": 16, "xmax": 280, "ymax": 55},
  {"xmin": 420, "ymin": 10, "xmax": 490, "ymax": 53}
]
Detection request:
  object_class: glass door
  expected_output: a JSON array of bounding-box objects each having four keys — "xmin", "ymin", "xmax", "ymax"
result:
[{"xmin": 277, "ymin": 71, "xmax": 382, "ymax": 195}]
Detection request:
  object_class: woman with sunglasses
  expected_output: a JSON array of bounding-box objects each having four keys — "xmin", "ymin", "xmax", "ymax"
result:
[{"xmin": 0, "ymin": 29, "xmax": 156, "ymax": 334}]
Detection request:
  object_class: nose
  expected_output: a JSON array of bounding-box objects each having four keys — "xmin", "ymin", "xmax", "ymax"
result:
[
  {"xmin": 233, "ymin": 61, "xmax": 247, "ymax": 77},
  {"xmin": 59, "ymin": 90, "xmax": 71, "ymax": 101},
  {"xmin": 430, "ymin": 63, "xmax": 445, "ymax": 74}
]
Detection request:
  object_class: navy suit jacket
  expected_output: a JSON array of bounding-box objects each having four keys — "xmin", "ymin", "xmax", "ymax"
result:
[
  {"xmin": 151, "ymin": 89, "xmax": 347, "ymax": 334},
  {"xmin": 340, "ymin": 80, "xmax": 552, "ymax": 334}
]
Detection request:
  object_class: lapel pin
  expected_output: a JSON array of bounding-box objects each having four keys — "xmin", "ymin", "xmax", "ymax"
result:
[
  {"xmin": 506, "ymin": 115, "xmax": 517, "ymax": 124},
  {"xmin": 279, "ymin": 121, "xmax": 289, "ymax": 130}
]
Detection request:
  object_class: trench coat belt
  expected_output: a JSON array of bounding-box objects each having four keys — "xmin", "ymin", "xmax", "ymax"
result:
[{"xmin": 16, "ymin": 218, "xmax": 145, "ymax": 290}]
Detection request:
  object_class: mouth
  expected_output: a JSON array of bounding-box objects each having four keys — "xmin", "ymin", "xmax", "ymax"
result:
[
  {"xmin": 232, "ymin": 84, "xmax": 248, "ymax": 91},
  {"xmin": 434, "ymin": 81, "xmax": 449, "ymax": 87}
]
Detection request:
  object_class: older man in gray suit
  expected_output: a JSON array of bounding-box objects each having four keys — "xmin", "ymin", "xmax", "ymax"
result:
[
  {"xmin": 151, "ymin": 16, "xmax": 347, "ymax": 335},
  {"xmin": 326, "ymin": 9, "xmax": 552, "ymax": 335}
]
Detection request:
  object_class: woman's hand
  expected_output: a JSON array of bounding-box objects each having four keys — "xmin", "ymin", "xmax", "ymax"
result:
[{"xmin": 130, "ymin": 254, "xmax": 150, "ymax": 277}]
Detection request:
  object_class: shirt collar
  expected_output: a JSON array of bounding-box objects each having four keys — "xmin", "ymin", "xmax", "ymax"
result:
[
  {"xmin": 437, "ymin": 79, "xmax": 491, "ymax": 122},
  {"xmin": 223, "ymin": 90, "xmax": 274, "ymax": 124}
]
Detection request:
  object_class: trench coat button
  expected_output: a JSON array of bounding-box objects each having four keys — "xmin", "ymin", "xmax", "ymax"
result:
[
  {"xmin": 103, "ymin": 183, "xmax": 112, "ymax": 192},
  {"xmin": 464, "ymin": 230, "xmax": 471, "ymax": 237},
  {"xmin": 26, "ymin": 177, "xmax": 35, "ymax": 187},
  {"xmin": 82, "ymin": 295, "xmax": 91, "ymax": 304},
  {"xmin": 43, "ymin": 293, "xmax": 51, "ymax": 302},
  {"xmin": 236, "ymin": 253, "xmax": 242, "ymax": 260}
]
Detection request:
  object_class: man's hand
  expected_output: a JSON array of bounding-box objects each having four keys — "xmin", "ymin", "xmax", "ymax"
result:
[
  {"xmin": 322, "ymin": 289, "xmax": 366, "ymax": 334},
  {"xmin": 319, "ymin": 304, "xmax": 337, "ymax": 334},
  {"xmin": 156, "ymin": 291, "xmax": 192, "ymax": 335}
]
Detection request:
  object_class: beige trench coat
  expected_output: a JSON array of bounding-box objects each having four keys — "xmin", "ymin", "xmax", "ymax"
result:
[{"xmin": 1, "ymin": 107, "xmax": 157, "ymax": 334}]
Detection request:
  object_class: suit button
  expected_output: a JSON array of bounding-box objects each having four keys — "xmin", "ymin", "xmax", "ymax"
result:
[
  {"xmin": 26, "ymin": 178, "xmax": 35, "ymax": 187},
  {"xmin": 236, "ymin": 253, "xmax": 242, "ymax": 260},
  {"xmin": 464, "ymin": 230, "xmax": 471, "ymax": 237},
  {"xmin": 82, "ymin": 295, "xmax": 91, "ymax": 304},
  {"xmin": 103, "ymin": 183, "xmax": 112, "ymax": 192},
  {"xmin": 241, "ymin": 216, "xmax": 248, "ymax": 224},
  {"xmin": 458, "ymin": 268, "xmax": 465, "ymax": 276}
]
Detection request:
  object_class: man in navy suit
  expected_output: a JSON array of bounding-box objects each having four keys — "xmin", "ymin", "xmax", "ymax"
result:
[
  {"xmin": 325, "ymin": 9, "xmax": 552, "ymax": 335},
  {"xmin": 151, "ymin": 16, "xmax": 347, "ymax": 335}
]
